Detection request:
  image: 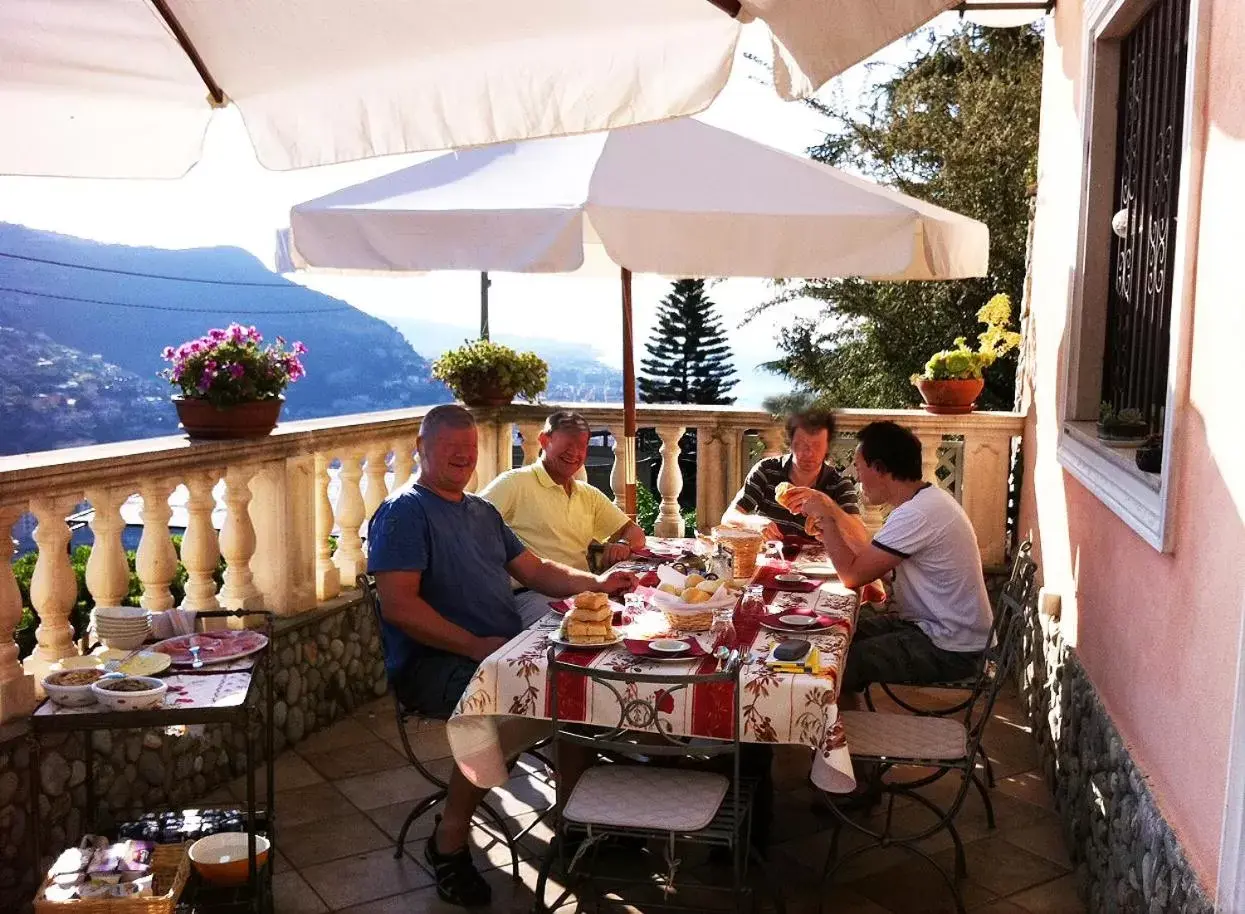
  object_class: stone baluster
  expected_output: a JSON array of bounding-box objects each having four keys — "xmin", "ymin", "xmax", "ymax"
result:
[
  {"xmin": 84, "ymin": 486, "xmax": 132, "ymax": 608},
  {"xmin": 654, "ymin": 426, "xmax": 686, "ymax": 537},
  {"xmin": 961, "ymin": 430, "xmax": 1013, "ymax": 568},
  {"xmin": 219, "ymin": 466, "xmax": 262, "ymax": 611},
  {"xmin": 722, "ymin": 426, "xmax": 743, "ymax": 509},
  {"xmin": 391, "ymin": 439, "xmax": 416, "ymax": 491},
  {"xmin": 363, "ymin": 445, "xmax": 390, "ymax": 522},
  {"xmin": 23, "ymin": 496, "xmax": 80, "ymax": 679},
  {"xmin": 0, "ymin": 505, "xmax": 36, "ymax": 721},
  {"xmin": 695, "ymin": 426, "xmax": 727, "ymax": 534},
  {"xmin": 136, "ymin": 480, "xmax": 178, "ymax": 611},
  {"xmin": 759, "ymin": 426, "xmax": 785, "ymax": 459},
  {"xmin": 314, "ymin": 454, "xmax": 341, "ymax": 601},
  {"xmin": 609, "ymin": 430, "xmax": 626, "ymax": 511},
  {"xmin": 518, "ymin": 422, "xmax": 543, "ymax": 466},
  {"xmin": 917, "ymin": 432, "xmax": 943, "ymax": 486},
  {"xmin": 333, "ymin": 451, "xmax": 367, "ymax": 583},
  {"xmin": 179, "ymin": 472, "xmax": 222, "ymax": 613}
]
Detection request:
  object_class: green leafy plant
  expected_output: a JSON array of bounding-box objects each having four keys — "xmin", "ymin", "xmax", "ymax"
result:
[
  {"xmin": 1098, "ymin": 402, "xmax": 1148, "ymax": 432},
  {"xmin": 431, "ymin": 340, "xmax": 548, "ymax": 403},
  {"xmin": 911, "ymin": 294, "xmax": 1023, "ymax": 384}
]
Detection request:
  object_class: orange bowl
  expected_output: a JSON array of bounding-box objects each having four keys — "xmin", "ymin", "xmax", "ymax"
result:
[{"xmin": 188, "ymin": 833, "xmax": 270, "ymax": 886}]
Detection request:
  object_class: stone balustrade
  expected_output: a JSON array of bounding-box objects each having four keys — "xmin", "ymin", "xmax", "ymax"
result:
[{"xmin": 0, "ymin": 403, "xmax": 1022, "ymax": 723}]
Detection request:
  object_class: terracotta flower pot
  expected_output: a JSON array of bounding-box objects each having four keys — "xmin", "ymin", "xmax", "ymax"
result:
[
  {"xmin": 915, "ymin": 378, "xmax": 985, "ymax": 415},
  {"xmin": 458, "ymin": 384, "xmax": 516, "ymax": 408},
  {"xmin": 174, "ymin": 396, "xmax": 284, "ymax": 440}
]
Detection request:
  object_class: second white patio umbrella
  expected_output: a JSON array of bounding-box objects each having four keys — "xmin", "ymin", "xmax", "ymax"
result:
[{"xmin": 287, "ymin": 118, "xmax": 989, "ymax": 514}]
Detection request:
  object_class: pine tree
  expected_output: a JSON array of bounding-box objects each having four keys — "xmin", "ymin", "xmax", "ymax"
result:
[{"xmin": 639, "ymin": 279, "xmax": 737, "ymax": 405}]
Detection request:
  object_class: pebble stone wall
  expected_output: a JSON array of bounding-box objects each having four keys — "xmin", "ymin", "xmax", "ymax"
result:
[
  {"xmin": 0, "ymin": 594, "xmax": 386, "ymax": 911},
  {"xmin": 1020, "ymin": 608, "xmax": 1216, "ymax": 913}
]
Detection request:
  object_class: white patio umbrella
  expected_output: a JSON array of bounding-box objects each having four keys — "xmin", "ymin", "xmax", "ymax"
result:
[
  {"xmin": 286, "ymin": 118, "xmax": 989, "ymax": 514},
  {"xmin": 0, "ymin": 0, "xmax": 956, "ymax": 179}
]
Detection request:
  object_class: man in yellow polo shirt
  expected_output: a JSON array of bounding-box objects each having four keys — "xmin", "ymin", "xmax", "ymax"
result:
[{"xmin": 481, "ymin": 410, "xmax": 647, "ymax": 626}]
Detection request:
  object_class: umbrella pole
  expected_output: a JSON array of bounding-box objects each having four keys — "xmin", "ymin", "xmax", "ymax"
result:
[{"xmin": 621, "ymin": 268, "xmax": 638, "ymax": 520}]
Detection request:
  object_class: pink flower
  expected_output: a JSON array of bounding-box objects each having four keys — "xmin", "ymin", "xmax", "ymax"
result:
[
  {"xmin": 208, "ymin": 328, "xmax": 227, "ymax": 341},
  {"xmin": 228, "ymin": 363, "xmax": 245, "ymax": 380},
  {"xmin": 161, "ymin": 346, "xmax": 175, "ymax": 360},
  {"xmin": 292, "ymin": 341, "xmax": 308, "ymax": 355}
]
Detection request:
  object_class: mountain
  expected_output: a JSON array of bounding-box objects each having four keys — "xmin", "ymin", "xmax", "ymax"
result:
[
  {"xmin": 0, "ymin": 222, "xmax": 454, "ymax": 453},
  {"xmin": 0, "ymin": 325, "xmax": 179, "ymax": 454},
  {"xmin": 0, "ymin": 223, "xmax": 627, "ymax": 455}
]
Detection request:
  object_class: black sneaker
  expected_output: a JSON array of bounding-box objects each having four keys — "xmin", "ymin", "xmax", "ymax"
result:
[{"xmin": 425, "ymin": 815, "xmax": 491, "ymax": 907}]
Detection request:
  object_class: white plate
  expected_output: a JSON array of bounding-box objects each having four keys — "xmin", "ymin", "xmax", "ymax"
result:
[
  {"xmin": 796, "ymin": 563, "xmax": 838, "ymax": 577},
  {"xmin": 774, "ymin": 573, "xmax": 807, "ymax": 584},
  {"xmin": 548, "ymin": 631, "xmax": 624, "ymax": 649},
  {"xmin": 779, "ymin": 614, "xmax": 817, "ymax": 627},
  {"xmin": 648, "ymin": 638, "xmax": 691, "ymax": 654}
]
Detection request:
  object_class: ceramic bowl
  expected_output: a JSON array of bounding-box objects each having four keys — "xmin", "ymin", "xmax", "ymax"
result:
[
  {"xmin": 188, "ymin": 833, "xmax": 270, "ymax": 886},
  {"xmin": 90, "ymin": 675, "xmax": 167, "ymax": 711},
  {"xmin": 42, "ymin": 668, "xmax": 109, "ymax": 707}
]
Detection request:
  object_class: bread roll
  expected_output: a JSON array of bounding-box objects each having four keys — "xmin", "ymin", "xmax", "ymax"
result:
[
  {"xmin": 775, "ymin": 481, "xmax": 796, "ymax": 510},
  {"xmin": 685, "ymin": 573, "xmax": 705, "ymax": 587}
]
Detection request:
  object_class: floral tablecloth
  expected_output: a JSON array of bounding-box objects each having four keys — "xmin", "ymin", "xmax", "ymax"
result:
[{"xmin": 446, "ymin": 539, "xmax": 861, "ymax": 794}]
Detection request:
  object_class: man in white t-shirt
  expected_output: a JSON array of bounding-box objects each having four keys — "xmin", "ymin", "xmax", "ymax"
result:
[{"xmin": 787, "ymin": 420, "xmax": 991, "ymax": 694}]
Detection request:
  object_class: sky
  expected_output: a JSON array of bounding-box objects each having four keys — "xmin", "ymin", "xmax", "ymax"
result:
[{"xmin": 0, "ymin": 19, "xmax": 954, "ymax": 407}]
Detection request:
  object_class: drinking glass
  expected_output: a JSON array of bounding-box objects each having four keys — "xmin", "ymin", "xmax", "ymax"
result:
[
  {"xmin": 710, "ymin": 607, "xmax": 737, "ymax": 651},
  {"xmin": 738, "ymin": 585, "xmax": 766, "ymax": 619}
]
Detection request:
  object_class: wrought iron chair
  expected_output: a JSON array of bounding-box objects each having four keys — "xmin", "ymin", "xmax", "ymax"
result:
[
  {"xmin": 863, "ymin": 539, "xmax": 1039, "ymax": 791},
  {"xmin": 818, "ymin": 582, "xmax": 1036, "ymax": 914},
  {"xmin": 357, "ymin": 573, "xmax": 548, "ymax": 878},
  {"xmin": 532, "ymin": 646, "xmax": 783, "ymax": 914}
]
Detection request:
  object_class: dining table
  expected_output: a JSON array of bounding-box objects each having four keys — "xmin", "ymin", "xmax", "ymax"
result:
[{"xmin": 445, "ymin": 537, "xmax": 861, "ymax": 794}]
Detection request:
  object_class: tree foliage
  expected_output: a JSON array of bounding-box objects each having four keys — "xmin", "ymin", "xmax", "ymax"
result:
[
  {"xmin": 639, "ymin": 280, "xmax": 738, "ymax": 405},
  {"xmin": 760, "ymin": 25, "xmax": 1043, "ymax": 409}
]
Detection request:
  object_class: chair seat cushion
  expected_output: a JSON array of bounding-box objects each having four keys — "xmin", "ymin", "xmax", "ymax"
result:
[
  {"xmin": 841, "ymin": 710, "xmax": 968, "ymax": 761},
  {"xmin": 563, "ymin": 765, "xmax": 730, "ymax": 832}
]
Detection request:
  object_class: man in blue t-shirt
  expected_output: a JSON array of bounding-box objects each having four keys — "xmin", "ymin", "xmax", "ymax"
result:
[{"xmin": 367, "ymin": 404, "xmax": 636, "ymax": 908}]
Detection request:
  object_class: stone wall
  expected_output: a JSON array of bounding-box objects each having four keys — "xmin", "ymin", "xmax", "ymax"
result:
[
  {"xmin": 0, "ymin": 593, "xmax": 385, "ymax": 911},
  {"xmin": 1019, "ymin": 609, "xmax": 1215, "ymax": 913}
]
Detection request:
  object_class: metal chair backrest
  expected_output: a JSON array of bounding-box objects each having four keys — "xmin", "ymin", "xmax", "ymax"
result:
[
  {"xmin": 547, "ymin": 646, "xmax": 744, "ymax": 761},
  {"xmin": 962, "ymin": 581, "xmax": 1036, "ymax": 758}
]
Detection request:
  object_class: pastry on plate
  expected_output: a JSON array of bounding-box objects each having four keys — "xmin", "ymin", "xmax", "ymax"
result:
[{"xmin": 561, "ymin": 593, "xmax": 618, "ymax": 643}]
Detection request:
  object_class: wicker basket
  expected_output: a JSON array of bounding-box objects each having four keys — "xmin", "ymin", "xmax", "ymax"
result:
[{"xmin": 35, "ymin": 843, "xmax": 190, "ymax": 914}]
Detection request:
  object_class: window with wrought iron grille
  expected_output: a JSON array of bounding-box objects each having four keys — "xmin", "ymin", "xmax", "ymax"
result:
[
  {"xmin": 1100, "ymin": 0, "xmax": 1190, "ymax": 434},
  {"xmin": 1057, "ymin": 0, "xmax": 1203, "ymax": 552}
]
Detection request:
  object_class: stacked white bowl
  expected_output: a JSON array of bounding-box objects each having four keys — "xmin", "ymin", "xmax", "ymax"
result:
[{"xmin": 93, "ymin": 605, "xmax": 152, "ymax": 651}]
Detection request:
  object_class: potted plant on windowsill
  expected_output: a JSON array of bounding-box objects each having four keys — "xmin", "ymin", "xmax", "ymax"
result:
[
  {"xmin": 431, "ymin": 340, "xmax": 548, "ymax": 407},
  {"xmin": 161, "ymin": 324, "xmax": 307, "ymax": 440},
  {"xmin": 1097, "ymin": 402, "xmax": 1150, "ymax": 447},
  {"xmin": 910, "ymin": 294, "xmax": 1022, "ymax": 415}
]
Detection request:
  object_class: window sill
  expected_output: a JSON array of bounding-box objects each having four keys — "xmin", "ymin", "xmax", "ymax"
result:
[{"xmin": 1057, "ymin": 421, "xmax": 1167, "ymax": 551}]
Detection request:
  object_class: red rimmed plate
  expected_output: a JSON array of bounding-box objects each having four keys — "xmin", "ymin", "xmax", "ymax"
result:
[{"xmin": 152, "ymin": 630, "xmax": 269, "ymax": 666}]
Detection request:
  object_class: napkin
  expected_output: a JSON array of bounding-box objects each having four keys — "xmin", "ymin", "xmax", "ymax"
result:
[
  {"xmin": 753, "ymin": 566, "xmax": 818, "ymax": 592},
  {"xmin": 631, "ymin": 546, "xmax": 680, "ymax": 561},
  {"xmin": 623, "ymin": 638, "xmax": 708, "ymax": 658},
  {"xmin": 764, "ymin": 645, "xmax": 824, "ymax": 675}
]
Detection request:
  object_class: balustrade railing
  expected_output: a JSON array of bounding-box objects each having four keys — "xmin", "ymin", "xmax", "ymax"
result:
[{"xmin": 0, "ymin": 403, "xmax": 1022, "ymax": 722}]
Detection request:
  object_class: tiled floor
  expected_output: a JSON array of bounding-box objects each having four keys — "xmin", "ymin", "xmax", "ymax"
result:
[{"xmin": 225, "ymin": 686, "xmax": 1085, "ymax": 914}]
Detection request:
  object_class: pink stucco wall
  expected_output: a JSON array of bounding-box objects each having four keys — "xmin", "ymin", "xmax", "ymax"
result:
[{"xmin": 1019, "ymin": 0, "xmax": 1245, "ymax": 894}]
